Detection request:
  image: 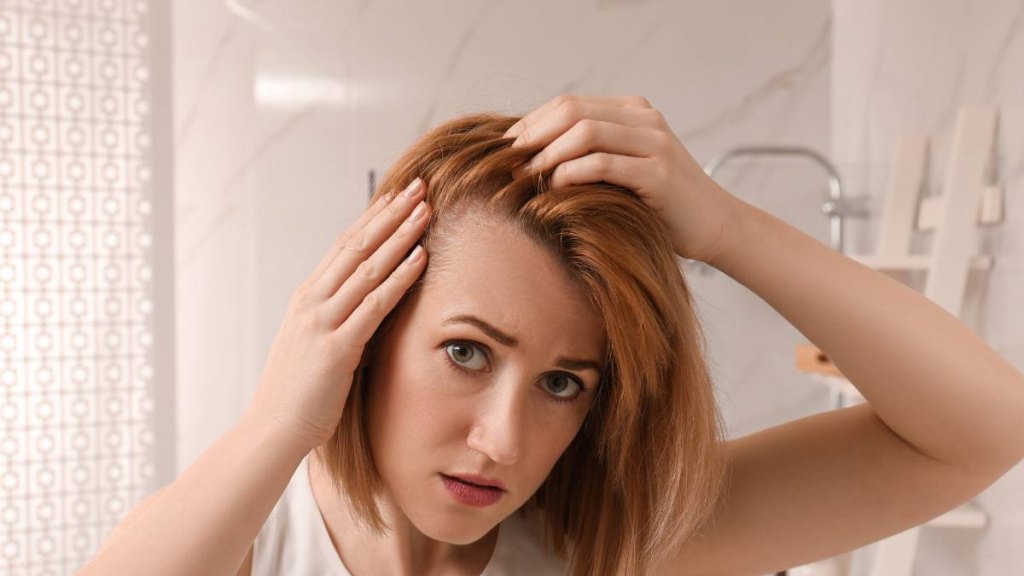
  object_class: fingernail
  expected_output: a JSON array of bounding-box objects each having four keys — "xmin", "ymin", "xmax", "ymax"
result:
[
  {"xmin": 406, "ymin": 245, "xmax": 424, "ymax": 264},
  {"xmin": 402, "ymin": 178, "xmax": 424, "ymax": 198},
  {"xmin": 407, "ymin": 201, "xmax": 428, "ymax": 222}
]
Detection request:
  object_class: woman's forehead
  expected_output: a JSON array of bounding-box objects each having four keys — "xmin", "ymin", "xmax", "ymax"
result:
[{"xmin": 417, "ymin": 215, "xmax": 606, "ymax": 352}]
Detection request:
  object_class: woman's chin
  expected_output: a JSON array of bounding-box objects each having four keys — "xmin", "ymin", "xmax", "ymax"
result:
[{"xmin": 411, "ymin": 510, "xmax": 499, "ymax": 546}]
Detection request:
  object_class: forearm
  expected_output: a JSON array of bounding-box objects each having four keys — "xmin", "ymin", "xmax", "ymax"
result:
[
  {"xmin": 78, "ymin": 410, "xmax": 311, "ymax": 576},
  {"xmin": 708, "ymin": 191, "xmax": 1024, "ymax": 475}
]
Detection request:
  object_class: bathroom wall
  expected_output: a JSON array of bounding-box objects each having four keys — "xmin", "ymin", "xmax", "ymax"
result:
[
  {"xmin": 832, "ymin": 0, "xmax": 1024, "ymax": 574},
  {"xmin": 171, "ymin": 0, "xmax": 1024, "ymax": 573},
  {"xmin": 171, "ymin": 0, "xmax": 833, "ymax": 470}
]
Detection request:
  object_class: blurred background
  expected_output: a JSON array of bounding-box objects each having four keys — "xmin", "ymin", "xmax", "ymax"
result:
[{"xmin": 1, "ymin": 0, "xmax": 1022, "ymax": 574}]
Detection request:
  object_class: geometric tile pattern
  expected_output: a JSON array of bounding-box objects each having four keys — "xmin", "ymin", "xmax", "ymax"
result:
[{"xmin": 0, "ymin": 1, "xmax": 156, "ymax": 573}]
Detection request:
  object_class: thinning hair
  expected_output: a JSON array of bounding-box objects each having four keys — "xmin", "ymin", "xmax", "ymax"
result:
[{"xmin": 313, "ymin": 112, "xmax": 728, "ymax": 576}]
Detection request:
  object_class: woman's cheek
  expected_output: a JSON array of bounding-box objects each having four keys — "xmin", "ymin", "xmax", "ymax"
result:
[{"xmin": 399, "ymin": 364, "xmax": 461, "ymax": 424}]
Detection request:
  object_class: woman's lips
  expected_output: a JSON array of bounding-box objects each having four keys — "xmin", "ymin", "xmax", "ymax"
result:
[
  {"xmin": 444, "ymin": 472, "xmax": 507, "ymax": 491},
  {"xmin": 440, "ymin": 474, "xmax": 506, "ymax": 507}
]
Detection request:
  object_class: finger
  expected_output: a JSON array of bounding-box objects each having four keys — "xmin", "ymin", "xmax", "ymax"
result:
[
  {"xmin": 325, "ymin": 199, "xmax": 432, "ymax": 325},
  {"xmin": 504, "ymin": 94, "xmax": 653, "ymax": 141},
  {"xmin": 504, "ymin": 94, "xmax": 651, "ymax": 140},
  {"xmin": 309, "ymin": 178, "xmax": 426, "ymax": 300},
  {"xmin": 335, "ymin": 244, "xmax": 428, "ymax": 349},
  {"xmin": 306, "ymin": 182, "xmax": 411, "ymax": 289},
  {"xmin": 510, "ymin": 101, "xmax": 663, "ymax": 156},
  {"xmin": 515, "ymin": 122, "xmax": 664, "ymax": 179},
  {"xmin": 510, "ymin": 104, "xmax": 666, "ymax": 178},
  {"xmin": 546, "ymin": 153, "xmax": 660, "ymax": 199}
]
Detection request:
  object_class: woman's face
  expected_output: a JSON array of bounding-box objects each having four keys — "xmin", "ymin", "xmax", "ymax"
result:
[{"xmin": 365, "ymin": 212, "xmax": 607, "ymax": 544}]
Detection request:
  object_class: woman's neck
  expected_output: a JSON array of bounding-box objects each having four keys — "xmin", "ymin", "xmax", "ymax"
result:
[{"xmin": 307, "ymin": 455, "xmax": 500, "ymax": 576}]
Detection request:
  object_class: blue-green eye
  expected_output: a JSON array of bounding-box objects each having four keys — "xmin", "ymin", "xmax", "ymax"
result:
[
  {"xmin": 441, "ymin": 341, "xmax": 589, "ymax": 405},
  {"xmin": 544, "ymin": 373, "xmax": 583, "ymax": 401},
  {"xmin": 444, "ymin": 341, "xmax": 488, "ymax": 370}
]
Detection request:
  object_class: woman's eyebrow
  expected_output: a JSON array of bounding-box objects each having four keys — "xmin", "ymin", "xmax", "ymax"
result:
[
  {"xmin": 443, "ymin": 314, "xmax": 603, "ymax": 374},
  {"xmin": 444, "ymin": 314, "xmax": 518, "ymax": 346}
]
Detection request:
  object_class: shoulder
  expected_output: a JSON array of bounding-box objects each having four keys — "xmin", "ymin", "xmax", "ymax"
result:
[
  {"xmin": 257, "ymin": 463, "xmax": 305, "ymax": 539},
  {"xmin": 252, "ymin": 457, "xmax": 347, "ymax": 576},
  {"xmin": 251, "ymin": 463, "xmax": 301, "ymax": 566}
]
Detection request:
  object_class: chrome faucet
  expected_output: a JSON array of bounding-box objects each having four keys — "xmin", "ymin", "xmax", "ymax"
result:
[{"xmin": 691, "ymin": 146, "xmax": 870, "ymax": 275}]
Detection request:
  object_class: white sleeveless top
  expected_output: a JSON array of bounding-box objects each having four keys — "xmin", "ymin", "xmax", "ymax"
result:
[{"xmin": 252, "ymin": 456, "xmax": 567, "ymax": 575}]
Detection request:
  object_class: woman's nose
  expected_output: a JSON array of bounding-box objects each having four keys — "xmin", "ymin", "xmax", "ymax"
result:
[{"xmin": 466, "ymin": 381, "xmax": 526, "ymax": 466}]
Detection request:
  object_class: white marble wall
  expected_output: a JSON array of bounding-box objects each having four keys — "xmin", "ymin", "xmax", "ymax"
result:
[
  {"xmin": 171, "ymin": 0, "xmax": 1024, "ymax": 572},
  {"xmin": 162, "ymin": 0, "xmax": 933, "ymax": 571},
  {"xmin": 832, "ymin": 0, "xmax": 1024, "ymax": 574},
  {"xmin": 171, "ymin": 0, "xmax": 834, "ymax": 465}
]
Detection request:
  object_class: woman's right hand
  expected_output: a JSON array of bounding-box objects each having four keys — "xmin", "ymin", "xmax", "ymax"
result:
[{"xmin": 245, "ymin": 178, "xmax": 431, "ymax": 453}]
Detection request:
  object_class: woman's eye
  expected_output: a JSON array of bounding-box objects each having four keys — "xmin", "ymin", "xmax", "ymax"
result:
[
  {"xmin": 442, "ymin": 342, "xmax": 585, "ymax": 402},
  {"xmin": 445, "ymin": 342, "xmax": 488, "ymax": 370},
  {"xmin": 544, "ymin": 373, "xmax": 582, "ymax": 400}
]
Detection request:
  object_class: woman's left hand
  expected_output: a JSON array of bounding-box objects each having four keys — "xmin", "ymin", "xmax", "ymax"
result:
[{"xmin": 505, "ymin": 94, "xmax": 741, "ymax": 264}]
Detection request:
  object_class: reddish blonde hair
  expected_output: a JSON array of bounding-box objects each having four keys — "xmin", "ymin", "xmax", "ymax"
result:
[{"xmin": 314, "ymin": 112, "xmax": 728, "ymax": 575}]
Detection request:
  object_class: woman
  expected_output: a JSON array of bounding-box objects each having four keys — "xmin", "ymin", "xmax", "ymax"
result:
[{"xmin": 80, "ymin": 95, "xmax": 1024, "ymax": 576}]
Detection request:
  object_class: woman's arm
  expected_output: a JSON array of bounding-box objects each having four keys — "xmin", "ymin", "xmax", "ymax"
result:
[
  {"xmin": 506, "ymin": 93, "xmax": 1024, "ymax": 476},
  {"xmin": 651, "ymin": 191, "xmax": 1024, "ymax": 574},
  {"xmin": 77, "ymin": 177, "xmax": 433, "ymax": 575},
  {"xmin": 504, "ymin": 94, "xmax": 1024, "ymax": 573},
  {"xmin": 77, "ymin": 410, "xmax": 309, "ymax": 576},
  {"xmin": 711, "ymin": 191, "xmax": 1024, "ymax": 476}
]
